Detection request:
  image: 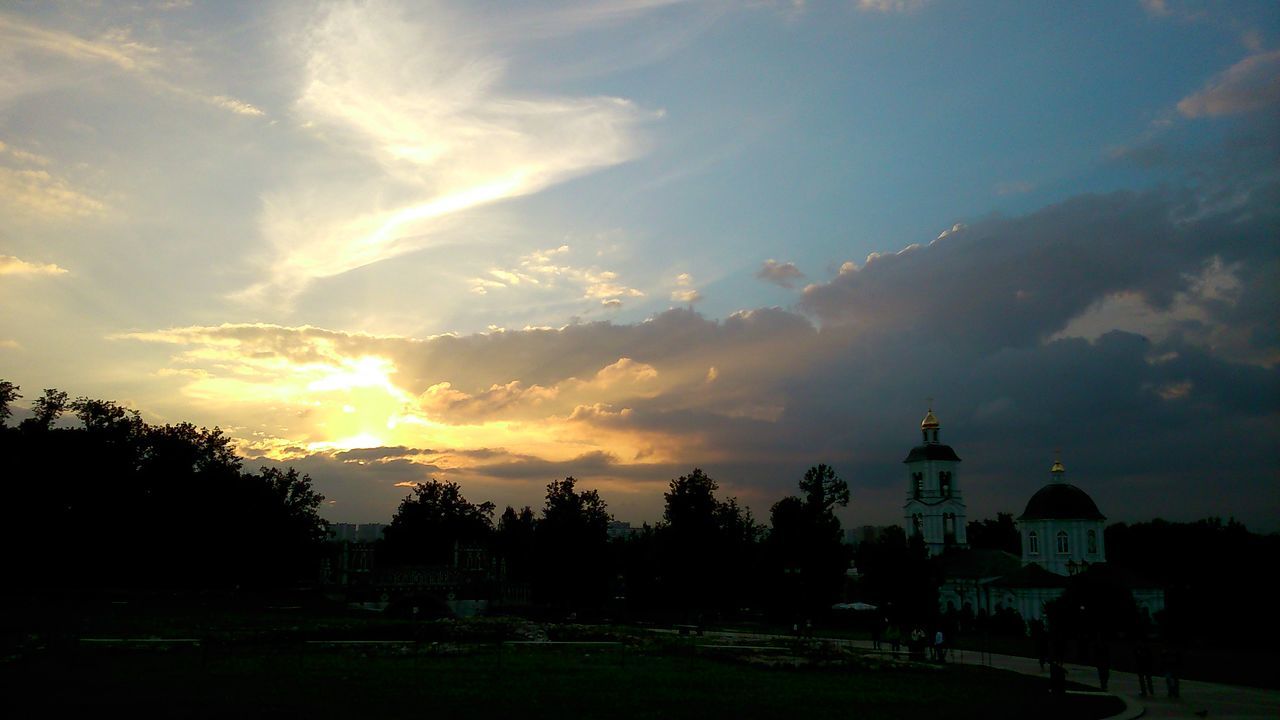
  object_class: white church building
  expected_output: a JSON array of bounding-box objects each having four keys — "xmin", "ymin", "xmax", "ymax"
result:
[{"xmin": 901, "ymin": 408, "xmax": 1165, "ymax": 622}]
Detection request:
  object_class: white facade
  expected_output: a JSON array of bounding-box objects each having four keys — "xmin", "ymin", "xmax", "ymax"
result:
[
  {"xmin": 902, "ymin": 408, "xmax": 968, "ymax": 556},
  {"xmin": 1019, "ymin": 517, "xmax": 1106, "ymax": 576},
  {"xmin": 937, "ymin": 455, "xmax": 1166, "ymax": 622},
  {"xmin": 1016, "ymin": 461, "xmax": 1107, "ymax": 576}
]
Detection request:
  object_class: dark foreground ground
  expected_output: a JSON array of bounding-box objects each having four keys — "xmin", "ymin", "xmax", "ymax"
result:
[
  {"xmin": 3, "ymin": 642, "xmax": 1121, "ymax": 720},
  {"xmin": 1, "ymin": 594, "xmax": 1121, "ymax": 720}
]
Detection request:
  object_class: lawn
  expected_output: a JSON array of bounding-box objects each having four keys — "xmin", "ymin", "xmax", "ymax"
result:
[{"xmin": 4, "ymin": 639, "xmax": 1121, "ymax": 719}]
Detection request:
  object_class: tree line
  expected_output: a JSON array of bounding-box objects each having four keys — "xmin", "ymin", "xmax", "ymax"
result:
[
  {"xmin": 377, "ymin": 465, "xmax": 870, "ymax": 623},
  {"xmin": 1, "ymin": 381, "xmax": 327, "ymax": 589},
  {"xmin": 6, "ymin": 379, "xmax": 1266, "ymax": 640}
]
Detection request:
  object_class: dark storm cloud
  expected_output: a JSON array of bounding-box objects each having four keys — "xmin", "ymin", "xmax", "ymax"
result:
[{"xmin": 799, "ymin": 185, "xmax": 1278, "ymax": 355}]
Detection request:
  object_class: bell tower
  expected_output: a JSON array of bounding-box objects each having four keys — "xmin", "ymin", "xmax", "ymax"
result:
[{"xmin": 903, "ymin": 405, "xmax": 967, "ymax": 556}]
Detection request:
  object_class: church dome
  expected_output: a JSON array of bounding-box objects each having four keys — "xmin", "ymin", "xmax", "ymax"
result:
[
  {"xmin": 921, "ymin": 408, "xmax": 940, "ymax": 430},
  {"xmin": 1018, "ymin": 483, "xmax": 1105, "ymax": 521}
]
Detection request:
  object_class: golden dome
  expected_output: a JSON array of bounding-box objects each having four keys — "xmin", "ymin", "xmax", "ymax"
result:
[
  {"xmin": 921, "ymin": 408, "xmax": 940, "ymax": 430},
  {"xmin": 1050, "ymin": 450, "xmax": 1065, "ymax": 475}
]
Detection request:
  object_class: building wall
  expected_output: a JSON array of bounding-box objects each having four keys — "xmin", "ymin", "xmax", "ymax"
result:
[
  {"xmin": 1018, "ymin": 518, "xmax": 1106, "ymax": 575},
  {"xmin": 903, "ymin": 457, "xmax": 968, "ymax": 556}
]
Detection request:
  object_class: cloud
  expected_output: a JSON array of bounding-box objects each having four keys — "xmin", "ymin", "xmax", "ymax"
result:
[
  {"xmin": 800, "ymin": 186, "xmax": 1278, "ymax": 359},
  {"xmin": 0, "ymin": 255, "xmax": 69, "ymax": 276},
  {"xmin": 0, "ymin": 14, "xmax": 157, "ymax": 73},
  {"xmin": 127, "ymin": 160, "xmax": 1280, "ymax": 528},
  {"xmin": 0, "ymin": 13, "xmax": 262, "ymax": 118},
  {"xmin": 1177, "ymin": 50, "xmax": 1280, "ymax": 118},
  {"xmin": 472, "ymin": 245, "xmax": 646, "ymax": 306},
  {"xmin": 207, "ymin": 95, "xmax": 266, "ymax": 117},
  {"xmin": 248, "ymin": 1, "xmax": 657, "ymax": 301},
  {"xmin": 756, "ymin": 259, "xmax": 804, "ymax": 289},
  {"xmin": 670, "ymin": 272, "xmax": 702, "ymax": 302},
  {"xmin": 0, "ymin": 165, "xmax": 105, "ymax": 218}
]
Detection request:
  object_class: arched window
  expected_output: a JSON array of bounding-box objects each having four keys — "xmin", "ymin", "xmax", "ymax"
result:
[
  {"xmin": 939, "ymin": 471, "xmax": 952, "ymax": 497},
  {"xmin": 1056, "ymin": 531, "xmax": 1069, "ymax": 554},
  {"xmin": 1027, "ymin": 531, "xmax": 1039, "ymax": 555},
  {"xmin": 1087, "ymin": 530, "xmax": 1097, "ymax": 555},
  {"xmin": 912, "ymin": 513, "xmax": 923, "ymax": 536},
  {"xmin": 912, "ymin": 472, "xmax": 923, "ymax": 498}
]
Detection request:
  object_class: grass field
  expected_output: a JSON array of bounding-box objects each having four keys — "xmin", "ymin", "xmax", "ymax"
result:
[
  {"xmin": 3, "ymin": 638, "xmax": 1122, "ymax": 719},
  {"xmin": 0, "ymin": 595, "xmax": 1126, "ymax": 718}
]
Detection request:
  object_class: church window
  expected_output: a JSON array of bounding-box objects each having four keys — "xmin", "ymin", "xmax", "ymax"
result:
[
  {"xmin": 912, "ymin": 513, "xmax": 923, "ymax": 536},
  {"xmin": 939, "ymin": 471, "xmax": 951, "ymax": 497},
  {"xmin": 1056, "ymin": 531, "xmax": 1069, "ymax": 554},
  {"xmin": 912, "ymin": 472, "xmax": 923, "ymax": 498},
  {"xmin": 1028, "ymin": 531, "xmax": 1039, "ymax": 555},
  {"xmin": 1087, "ymin": 530, "xmax": 1097, "ymax": 555}
]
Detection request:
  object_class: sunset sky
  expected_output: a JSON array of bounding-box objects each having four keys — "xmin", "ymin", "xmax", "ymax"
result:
[{"xmin": 2, "ymin": 0, "xmax": 1277, "ymax": 529}]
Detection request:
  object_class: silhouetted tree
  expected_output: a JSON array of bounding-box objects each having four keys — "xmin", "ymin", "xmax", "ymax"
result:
[
  {"xmin": 657, "ymin": 468, "xmax": 761, "ymax": 618},
  {"xmin": 967, "ymin": 512, "xmax": 1020, "ymax": 554},
  {"xmin": 381, "ymin": 480, "xmax": 495, "ymax": 567},
  {"xmin": 800, "ymin": 463, "xmax": 850, "ymax": 512},
  {"xmin": 536, "ymin": 477, "xmax": 611, "ymax": 609},
  {"xmin": 764, "ymin": 464, "xmax": 852, "ymax": 619},
  {"xmin": 20, "ymin": 388, "xmax": 68, "ymax": 431},
  {"xmin": 4, "ymin": 386, "xmax": 328, "ymax": 589},
  {"xmin": 497, "ymin": 505, "xmax": 537, "ymax": 582},
  {"xmin": 0, "ymin": 380, "xmax": 18, "ymax": 426},
  {"xmin": 1045, "ymin": 568, "xmax": 1138, "ymax": 659},
  {"xmin": 232, "ymin": 467, "xmax": 329, "ymax": 584},
  {"xmin": 854, "ymin": 525, "xmax": 939, "ymax": 626},
  {"xmin": 1106, "ymin": 517, "xmax": 1279, "ymax": 645}
]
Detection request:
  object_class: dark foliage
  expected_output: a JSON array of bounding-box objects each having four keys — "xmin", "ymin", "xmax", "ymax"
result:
[
  {"xmin": 496, "ymin": 505, "xmax": 537, "ymax": 582},
  {"xmin": 966, "ymin": 512, "xmax": 1020, "ymax": 555},
  {"xmin": 854, "ymin": 526, "xmax": 940, "ymax": 625},
  {"xmin": 1105, "ymin": 517, "xmax": 1280, "ymax": 645},
  {"xmin": 763, "ymin": 465, "xmax": 853, "ymax": 619},
  {"xmin": 535, "ymin": 477, "xmax": 612, "ymax": 608},
  {"xmin": 1, "ymin": 382, "xmax": 327, "ymax": 589},
  {"xmin": 652, "ymin": 468, "xmax": 761, "ymax": 619},
  {"xmin": 380, "ymin": 480, "xmax": 495, "ymax": 567},
  {"xmin": 1044, "ymin": 570, "xmax": 1139, "ymax": 642}
]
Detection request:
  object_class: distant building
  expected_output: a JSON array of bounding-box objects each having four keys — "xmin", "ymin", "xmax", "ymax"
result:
[
  {"xmin": 1017, "ymin": 456, "xmax": 1106, "ymax": 576},
  {"xmin": 902, "ymin": 407, "xmax": 968, "ymax": 555},
  {"xmin": 897, "ymin": 407, "xmax": 1165, "ymax": 622},
  {"xmin": 843, "ymin": 525, "xmax": 892, "ymax": 547},
  {"xmin": 329, "ymin": 523, "xmax": 387, "ymax": 543},
  {"xmin": 607, "ymin": 521, "xmax": 641, "ymax": 540}
]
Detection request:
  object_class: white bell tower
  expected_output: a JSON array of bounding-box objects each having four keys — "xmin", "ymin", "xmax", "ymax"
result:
[{"xmin": 903, "ymin": 405, "xmax": 968, "ymax": 556}]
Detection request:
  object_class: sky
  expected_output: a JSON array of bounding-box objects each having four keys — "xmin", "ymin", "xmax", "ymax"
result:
[{"xmin": 1, "ymin": 0, "xmax": 1277, "ymax": 530}]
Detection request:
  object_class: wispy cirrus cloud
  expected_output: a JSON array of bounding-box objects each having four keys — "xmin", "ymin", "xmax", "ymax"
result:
[
  {"xmin": 0, "ymin": 167, "xmax": 105, "ymax": 218},
  {"xmin": 0, "ymin": 14, "xmax": 158, "ymax": 73},
  {"xmin": 1177, "ymin": 49, "xmax": 1280, "ymax": 118},
  {"xmin": 247, "ymin": 1, "xmax": 658, "ymax": 302},
  {"xmin": 0, "ymin": 255, "xmax": 69, "ymax": 276},
  {"xmin": 0, "ymin": 12, "xmax": 263, "ymax": 117}
]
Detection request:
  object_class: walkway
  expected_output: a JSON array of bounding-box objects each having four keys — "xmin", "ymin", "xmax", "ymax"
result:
[{"xmin": 666, "ymin": 629, "xmax": 1280, "ymax": 719}]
